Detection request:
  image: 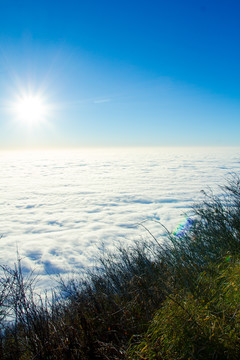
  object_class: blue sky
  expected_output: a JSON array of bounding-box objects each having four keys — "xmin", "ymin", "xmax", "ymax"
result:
[{"xmin": 0, "ymin": 0, "xmax": 240, "ymax": 148}]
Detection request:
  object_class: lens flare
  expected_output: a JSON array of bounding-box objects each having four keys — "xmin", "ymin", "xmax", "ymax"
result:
[{"xmin": 174, "ymin": 217, "xmax": 194, "ymax": 237}]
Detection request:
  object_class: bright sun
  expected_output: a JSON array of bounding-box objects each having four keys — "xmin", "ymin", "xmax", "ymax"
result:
[{"xmin": 14, "ymin": 94, "xmax": 47, "ymax": 125}]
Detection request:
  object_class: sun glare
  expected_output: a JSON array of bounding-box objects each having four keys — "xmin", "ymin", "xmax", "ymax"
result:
[{"xmin": 14, "ymin": 94, "xmax": 47, "ymax": 125}]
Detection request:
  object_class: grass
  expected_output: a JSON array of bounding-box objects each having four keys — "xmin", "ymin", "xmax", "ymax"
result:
[
  {"xmin": 127, "ymin": 255, "xmax": 240, "ymax": 359},
  {"xmin": 0, "ymin": 175, "xmax": 240, "ymax": 359}
]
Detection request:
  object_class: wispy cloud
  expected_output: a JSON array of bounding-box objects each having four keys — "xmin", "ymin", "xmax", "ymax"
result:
[{"xmin": 93, "ymin": 98, "xmax": 111, "ymax": 104}]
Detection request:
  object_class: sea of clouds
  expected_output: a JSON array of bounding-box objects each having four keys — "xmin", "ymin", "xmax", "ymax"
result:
[{"xmin": 0, "ymin": 147, "xmax": 240, "ymax": 290}]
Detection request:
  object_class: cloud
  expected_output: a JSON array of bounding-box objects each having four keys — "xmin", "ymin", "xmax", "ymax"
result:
[
  {"xmin": 93, "ymin": 98, "xmax": 111, "ymax": 104},
  {"xmin": 0, "ymin": 147, "xmax": 239, "ymax": 291}
]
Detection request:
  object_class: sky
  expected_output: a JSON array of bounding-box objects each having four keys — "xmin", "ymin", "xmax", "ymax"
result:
[{"xmin": 0, "ymin": 0, "xmax": 240, "ymax": 148}]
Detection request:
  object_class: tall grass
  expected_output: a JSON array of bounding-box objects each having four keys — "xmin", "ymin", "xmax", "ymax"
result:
[
  {"xmin": 0, "ymin": 175, "xmax": 239, "ymax": 359},
  {"xmin": 127, "ymin": 254, "xmax": 240, "ymax": 360}
]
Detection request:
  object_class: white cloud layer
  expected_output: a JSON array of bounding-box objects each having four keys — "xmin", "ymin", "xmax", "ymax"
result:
[{"xmin": 0, "ymin": 147, "xmax": 240, "ymax": 290}]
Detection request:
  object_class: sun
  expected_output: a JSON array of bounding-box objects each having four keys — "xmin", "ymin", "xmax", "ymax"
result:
[{"xmin": 13, "ymin": 94, "xmax": 47, "ymax": 125}]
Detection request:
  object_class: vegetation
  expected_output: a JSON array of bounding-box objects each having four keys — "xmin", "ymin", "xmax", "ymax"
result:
[
  {"xmin": 127, "ymin": 255, "xmax": 240, "ymax": 359},
  {"xmin": 0, "ymin": 175, "xmax": 240, "ymax": 359}
]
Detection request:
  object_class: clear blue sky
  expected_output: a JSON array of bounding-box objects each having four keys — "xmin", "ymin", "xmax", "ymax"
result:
[{"xmin": 0, "ymin": 0, "xmax": 240, "ymax": 148}]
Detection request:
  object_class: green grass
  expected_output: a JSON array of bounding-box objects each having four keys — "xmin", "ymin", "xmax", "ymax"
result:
[
  {"xmin": 127, "ymin": 255, "xmax": 240, "ymax": 359},
  {"xmin": 0, "ymin": 175, "xmax": 240, "ymax": 359}
]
